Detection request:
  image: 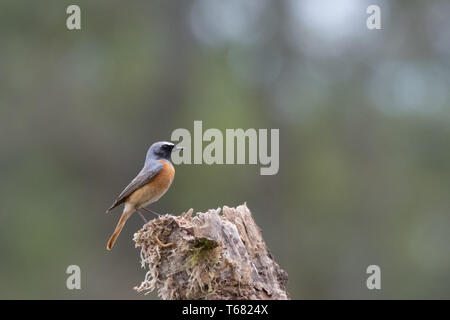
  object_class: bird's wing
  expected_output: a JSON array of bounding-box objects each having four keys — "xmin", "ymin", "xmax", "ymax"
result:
[{"xmin": 106, "ymin": 160, "xmax": 164, "ymax": 212}]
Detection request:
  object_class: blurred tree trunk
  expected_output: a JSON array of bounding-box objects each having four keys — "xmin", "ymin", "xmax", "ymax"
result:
[{"xmin": 134, "ymin": 204, "xmax": 289, "ymax": 300}]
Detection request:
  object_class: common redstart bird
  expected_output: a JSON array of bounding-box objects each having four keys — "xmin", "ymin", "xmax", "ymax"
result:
[{"xmin": 106, "ymin": 141, "xmax": 182, "ymax": 250}]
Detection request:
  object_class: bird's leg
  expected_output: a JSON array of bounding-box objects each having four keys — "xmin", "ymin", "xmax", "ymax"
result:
[
  {"xmin": 137, "ymin": 210, "xmax": 148, "ymax": 223},
  {"xmin": 141, "ymin": 207, "xmax": 162, "ymax": 217}
]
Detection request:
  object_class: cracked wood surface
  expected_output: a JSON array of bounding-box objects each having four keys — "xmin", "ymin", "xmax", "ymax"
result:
[{"xmin": 134, "ymin": 203, "xmax": 289, "ymax": 300}]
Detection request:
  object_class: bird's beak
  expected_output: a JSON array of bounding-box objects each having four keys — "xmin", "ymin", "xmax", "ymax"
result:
[{"xmin": 174, "ymin": 145, "xmax": 183, "ymax": 151}]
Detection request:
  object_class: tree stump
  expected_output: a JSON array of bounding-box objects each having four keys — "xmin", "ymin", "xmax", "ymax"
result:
[{"xmin": 133, "ymin": 203, "xmax": 289, "ymax": 300}]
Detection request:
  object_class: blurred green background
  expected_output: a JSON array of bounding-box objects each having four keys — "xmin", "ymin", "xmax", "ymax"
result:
[{"xmin": 1, "ymin": 0, "xmax": 449, "ymax": 299}]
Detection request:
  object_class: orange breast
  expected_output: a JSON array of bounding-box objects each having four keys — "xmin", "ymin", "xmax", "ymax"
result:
[{"xmin": 127, "ymin": 160, "xmax": 175, "ymax": 208}]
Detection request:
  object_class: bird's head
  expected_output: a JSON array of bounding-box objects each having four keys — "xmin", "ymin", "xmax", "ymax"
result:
[{"xmin": 146, "ymin": 141, "xmax": 183, "ymax": 161}]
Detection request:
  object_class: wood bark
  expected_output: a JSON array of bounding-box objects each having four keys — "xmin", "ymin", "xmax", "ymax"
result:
[{"xmin": 133, "ymin": 203, "xmax": 289, "ymax": 300}]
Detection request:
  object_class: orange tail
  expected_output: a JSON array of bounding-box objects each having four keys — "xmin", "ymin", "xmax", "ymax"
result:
[{"xmin": 107, "ymin": 206, "xmax": 134, "ymax": 250}]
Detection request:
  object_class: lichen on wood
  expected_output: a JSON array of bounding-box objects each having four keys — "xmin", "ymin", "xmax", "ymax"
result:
[{"xmin": 133, "ymin": 203, "xmax": 289, "ymax": 300}]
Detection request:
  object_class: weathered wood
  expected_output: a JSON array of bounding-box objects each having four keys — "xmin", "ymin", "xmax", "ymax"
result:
[{"xmin": 133, "ymin": 203, "xmax": 289, "ymax": 300}]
